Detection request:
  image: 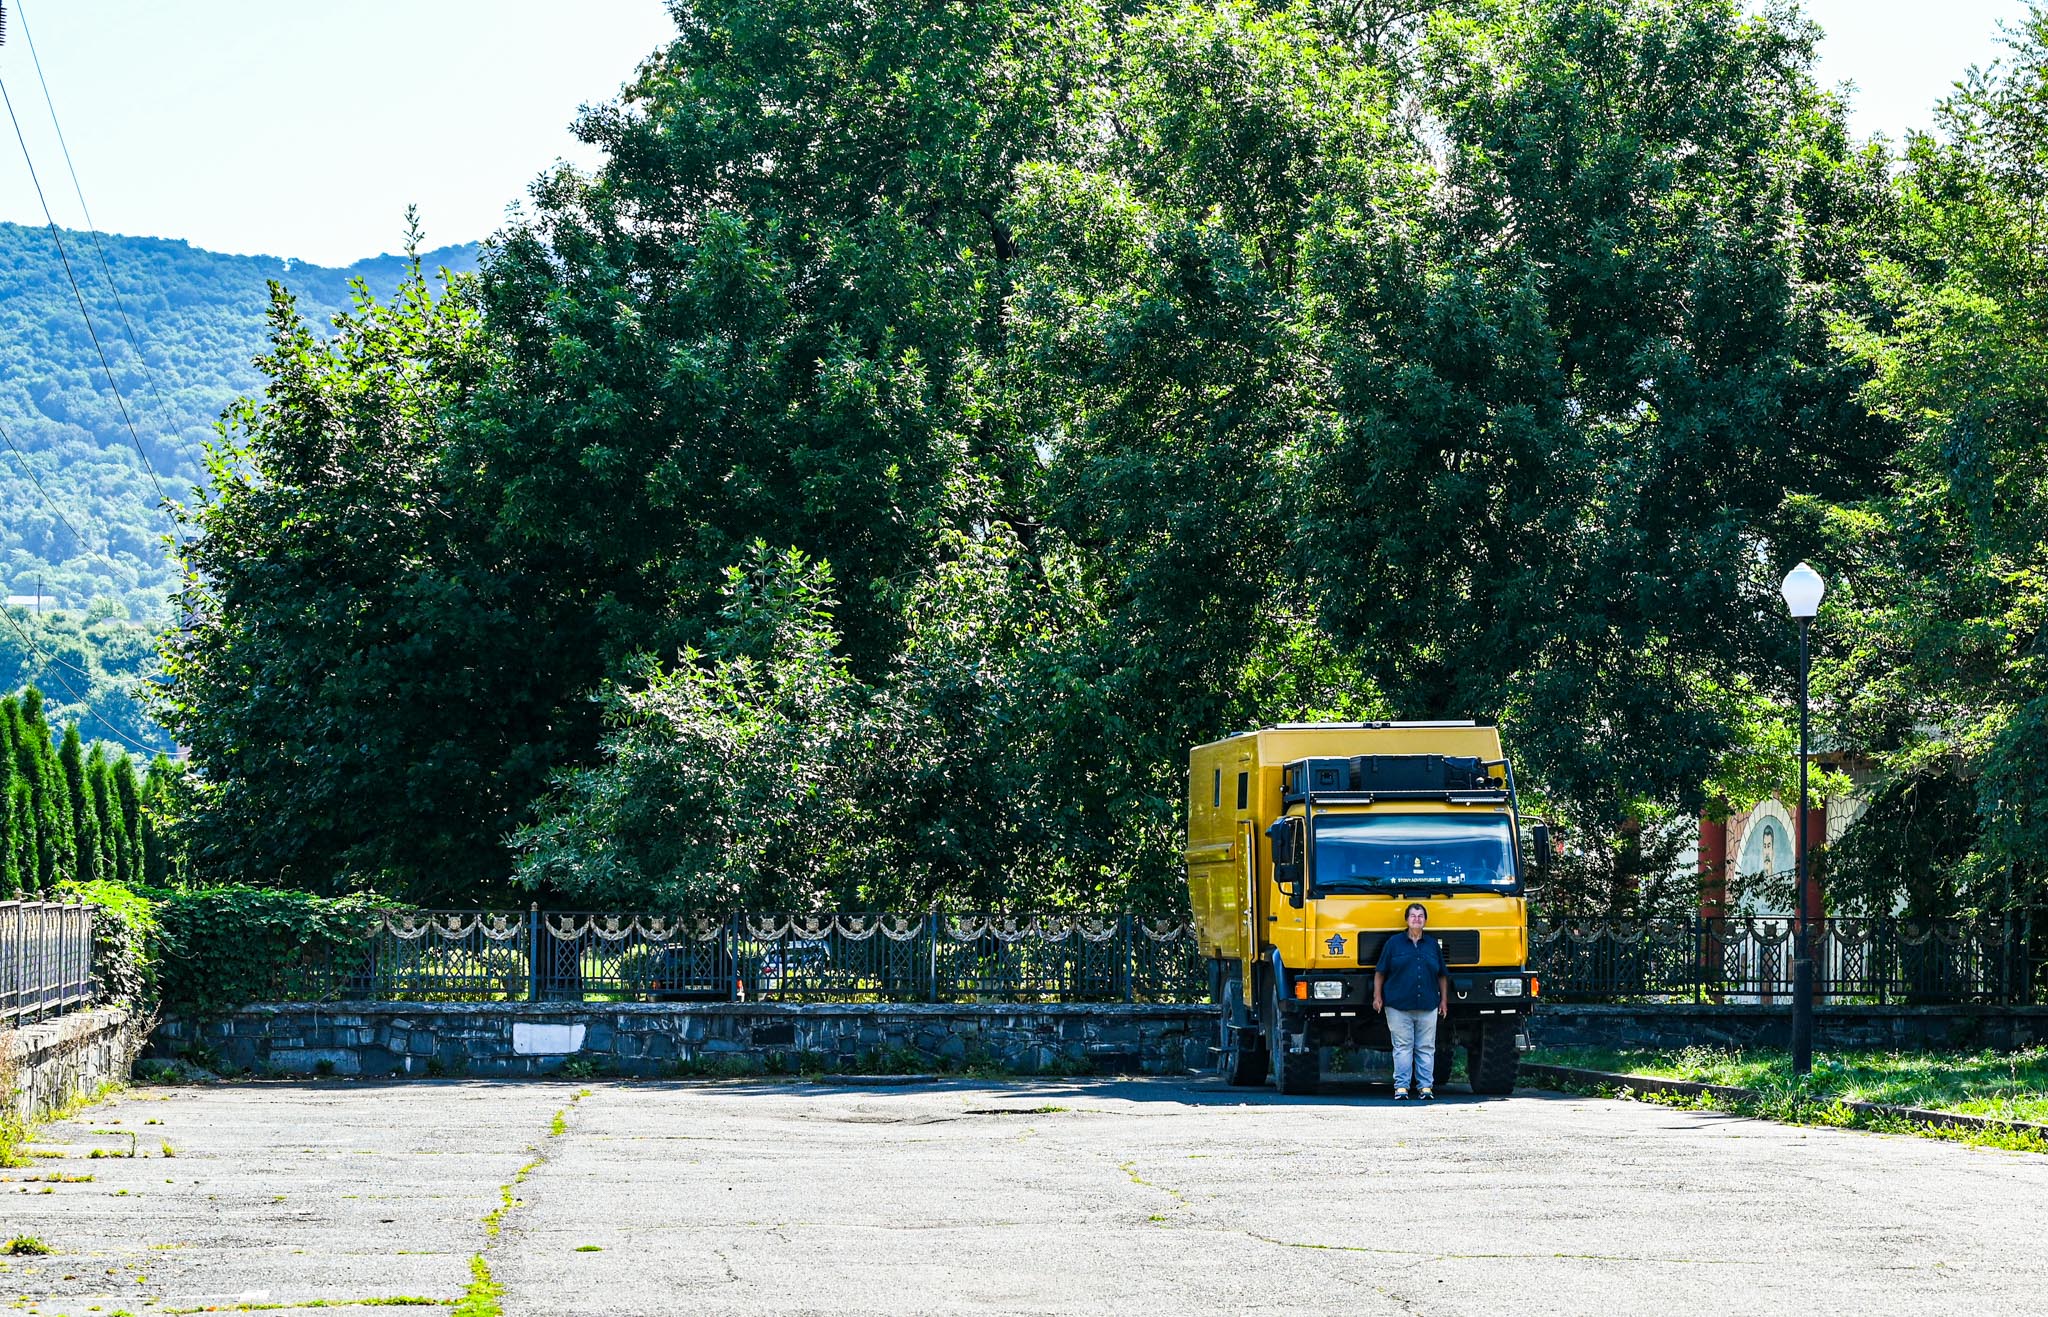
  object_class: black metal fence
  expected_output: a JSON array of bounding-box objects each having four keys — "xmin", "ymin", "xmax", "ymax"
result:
[
  {"xmin": 290, "ymin": 911, "xmax": 1208, "ymax": 1005},
  {"xmin": 1529, "ymin": 914, "xmax": 2042, "ymax": 1005},
  {"xmin": 251, "ymin": 908, "xmax": 2045, "ymax": 1008},
  {"xmin": 0, "ymin": 901, "xmax": 94, "ymax": 1027}
]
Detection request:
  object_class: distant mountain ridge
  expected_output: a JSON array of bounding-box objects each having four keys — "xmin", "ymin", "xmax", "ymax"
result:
[{"xmin": 0, "ymin": 222, "xmax": 482, "ymax": 619}]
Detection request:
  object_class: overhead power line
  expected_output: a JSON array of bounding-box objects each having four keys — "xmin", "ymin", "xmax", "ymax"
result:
[
  {"xmin": 0, "ymin": 74, "xmax": 173, "ymax": 514},
  {"xmin": 12, "ymin": 0, "xmax": 179, "ymax": 439},
  {"xmin": 0, "ymin": 602, "xmax": 161, "ymax": 756},
  {"xmin": 0, "ymin": 413, "xmax": 141, "ymax": 590}
]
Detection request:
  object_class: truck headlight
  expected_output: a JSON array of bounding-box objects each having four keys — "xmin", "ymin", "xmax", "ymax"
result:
[
  {"xmin": 1312, "ymin": 980, "xmax": 1343, "ymax": 1000},
  {"xmin": 1492, "ymin": 978, "xmax": 1524, "ymax": 997}
]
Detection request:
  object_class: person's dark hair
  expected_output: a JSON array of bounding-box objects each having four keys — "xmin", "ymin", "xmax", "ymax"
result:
[{"xmin": 1405, "ymin": 902, "xmax": 1427, "ymax": 921}]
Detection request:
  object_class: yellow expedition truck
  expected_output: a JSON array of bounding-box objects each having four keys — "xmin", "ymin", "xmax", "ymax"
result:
[{"xmin": 1185, "ymin": 722, "xmax": 1546, "ymax": 1095}]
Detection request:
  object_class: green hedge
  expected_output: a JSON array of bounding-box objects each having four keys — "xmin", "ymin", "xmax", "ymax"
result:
[{"xmin": 146, "ymin": 886, "xmax": 409, "ymax": 1020}]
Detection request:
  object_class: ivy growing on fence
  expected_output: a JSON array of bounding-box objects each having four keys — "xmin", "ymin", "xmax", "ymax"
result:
[{"xmin": 149, "ymin": 886, "xmax": 410, "ymax": 1019}]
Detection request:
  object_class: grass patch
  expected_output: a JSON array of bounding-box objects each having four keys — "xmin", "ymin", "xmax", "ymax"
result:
[
  {"xmin": 2, "ymin": 1235, "xmax": 52, "ymax": 1255},
  {"xmin": 0, "ymin": 1112, "xmax": 28, "ymax": 1170},
  {"xmin": 574, "ymin": 1244, "xmax": 603, "ymax": 1252},
  {"xmin": 0, "ymin": 1078, "xmax": 127, "ymax": 1166},
  {"xmin": 1532, "ymin": 1044, "xmax": 2048, "ymax": 1123},
  {"xmin": 1531, "ymin": 1044, "xmax": 2048, "ymax": 1153},
  {"xmin": 452, "ymin": 1254, "xmax": 504, "ymax": 1317}
]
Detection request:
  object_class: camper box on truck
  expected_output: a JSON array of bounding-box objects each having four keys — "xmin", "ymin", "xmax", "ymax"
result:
[{"xmin": 1185, "ymin": 722, "xmax": 1545, "ymax": 1095}]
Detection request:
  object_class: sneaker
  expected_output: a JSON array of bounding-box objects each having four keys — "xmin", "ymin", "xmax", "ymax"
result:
[
  {"xmin": 1419, "ymin": 1089, "xmax": 1436, "ymax": 1101},
  {"xmin": 1392, "ymin": 1088, "xmax": 1409, "ymax": 1100}
]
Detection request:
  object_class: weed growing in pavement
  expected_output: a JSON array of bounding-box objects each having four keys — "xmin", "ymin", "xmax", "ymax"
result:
[
  {"xmin": 2, "ymin": 1237, "xmax": 52, "ymax": 1255},
  {"xmin": 452, "ymin": 1254, "xmax": 504, "ymax": 1317}
]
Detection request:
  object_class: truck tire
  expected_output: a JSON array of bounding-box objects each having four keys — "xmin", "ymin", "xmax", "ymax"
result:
[
  {"xmin": 1266, "ymin": 977, "xmax": 1319, "ymax": 1095},
  {"xmin": 1467, "ymin": 1017, "xmax": 1520, "ymax": 1095},
  {"xmin": 1216, "ymin": 974, "xmax": 1267, "ymax": 1087}
]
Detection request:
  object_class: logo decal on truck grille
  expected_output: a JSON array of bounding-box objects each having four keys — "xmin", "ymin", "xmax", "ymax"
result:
[{"xmin": 1325, "ymin": 933, "xmax": 1347, "ymax": 955}]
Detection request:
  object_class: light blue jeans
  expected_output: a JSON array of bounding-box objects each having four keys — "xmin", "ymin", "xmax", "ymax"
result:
[{"xmin": 1387, "ymin": 1007, "xmax": 1439, "ymax": 1092}]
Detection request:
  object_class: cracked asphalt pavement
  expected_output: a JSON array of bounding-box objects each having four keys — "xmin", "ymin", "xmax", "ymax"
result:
[{"xmin": 3, "ymin": 1075, "xmax": 2044, "ymax": 1315}]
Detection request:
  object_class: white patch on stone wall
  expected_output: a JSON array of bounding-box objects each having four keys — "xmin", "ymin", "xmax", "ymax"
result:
[{"xmin": 512, "ymin": 1022, "xmax": 586, "ymax": 1055}]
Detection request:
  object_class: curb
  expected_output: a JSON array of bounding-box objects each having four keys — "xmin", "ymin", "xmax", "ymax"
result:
[{"xmin": 1520, "ymin": 1062, "xmax": 2048, "ymax": 1139}]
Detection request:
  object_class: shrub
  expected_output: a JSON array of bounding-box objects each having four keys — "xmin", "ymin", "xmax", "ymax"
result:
[
  {"xmin": 58, "ymin": 879, "xmax": 161, "ymax": 1011},
  {"xmin": 149, "ymin": 886, "xmax": 409, "ymax": 1019}
]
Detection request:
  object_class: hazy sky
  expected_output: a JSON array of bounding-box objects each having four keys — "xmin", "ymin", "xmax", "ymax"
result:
[{"xmin": 0, "ymin": 0, "xmax": 2035, "ymax": 266}]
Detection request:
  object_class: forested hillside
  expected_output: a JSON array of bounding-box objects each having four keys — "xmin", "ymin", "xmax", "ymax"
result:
[
  {"xmin": 0, "ymin": 224, "xmax": 479, "ymax": 748},
  {"xmin": 0, "ymin": 223, "xmax": 480, "ymax": 618}
]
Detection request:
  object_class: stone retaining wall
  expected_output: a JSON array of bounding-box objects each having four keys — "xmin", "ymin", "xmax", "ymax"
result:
[
  {"xmin": 146, "ymin": 1002, "xmax": 1215, "ymax": 1078},
  {"xmin": 4, "ymin": 1007, "xmax": 148, "ymax": 1123},
  {"xmin": 141, "ymin": 1001, "xmax": 2048, "ymax": 1081}
]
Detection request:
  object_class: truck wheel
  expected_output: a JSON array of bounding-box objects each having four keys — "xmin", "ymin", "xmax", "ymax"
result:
[
  {"xmin": 1216, "ymin": 974, "xmax": 1266, "ymax": 1087},
  {"xmin": 1266, "ymin": 977, "xmax": 1319, "ymax": 1095},
  {"xmin": 1467, "ymin": 1017, "xmax": 1520, "ymax": 1095}
]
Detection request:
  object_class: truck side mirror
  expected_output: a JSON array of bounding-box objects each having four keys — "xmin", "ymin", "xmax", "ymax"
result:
[
  {"xmin": 1266, "ymin": 817, "xmax": 1299, "ymax": 866},
  {"xmin": 1267, "ymin": 817, "xmax": 1305, "ymax": 905},
  {"xmin": 1530, "ymin": 822, "xmax": 1551, "ymax": 879}
]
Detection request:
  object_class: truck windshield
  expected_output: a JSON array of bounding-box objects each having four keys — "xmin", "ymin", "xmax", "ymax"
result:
[{"xmin": 1312, "ymin": 813, "xmax": 1516, "ymax": 892}]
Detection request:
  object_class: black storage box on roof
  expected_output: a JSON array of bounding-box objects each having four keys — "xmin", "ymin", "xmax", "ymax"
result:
[
  {"xmin": 1281, "ymin": 758, "xmax": 1353, "ymax": 802},
  {"xmin": 1351, "ymin": 754, "xmax": 1487, "ymax": 792},
  {"xmin": 1282, "ymin": 753, "xmax": 1494, "ymax": 802}
]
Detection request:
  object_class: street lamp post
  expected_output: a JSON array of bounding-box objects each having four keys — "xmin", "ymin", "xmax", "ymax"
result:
[{"xmin": 1779, "ymin": 562, "xmax": 1825, "ymax": 1076}]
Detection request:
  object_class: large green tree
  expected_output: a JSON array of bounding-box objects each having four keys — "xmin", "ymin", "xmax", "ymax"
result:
[
  {"xmin": 1822, "ymin": 6, "xmax": 2048, "ymax": 914},
  {"xmin": 170, "ymin": 0, "xmax": 1907, "ymax": 910},
  {"xmin": 158, "ymin": 234, "xmax": 580, "ymax": 903}
]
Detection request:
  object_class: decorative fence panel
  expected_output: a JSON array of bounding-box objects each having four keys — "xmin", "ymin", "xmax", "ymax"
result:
[
  {"xmin": 276, "ymin": 910, "xmax": 1209, "ymax": 1005},
  {"xmin": 1529, "ymin": 914, "xmax": 2040, "ymax": 1005},
  {"xmin": 243, "ymin": 908, "xmax": 2042, "ymax": 1008},
  {"xmin": 0, "ymin": 901, "xmax": 94, "ymax": 1027}
]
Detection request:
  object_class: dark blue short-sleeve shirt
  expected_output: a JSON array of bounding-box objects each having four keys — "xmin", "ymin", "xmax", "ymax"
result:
[{"xmin": 1377, "ymin": 932, "xmax": 1448, "ymax": 1011}]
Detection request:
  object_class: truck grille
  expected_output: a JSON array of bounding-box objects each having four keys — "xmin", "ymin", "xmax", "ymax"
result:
[{"xmin": 1356, "ymin": 930, "xmax": 1480, "ymax": 967}]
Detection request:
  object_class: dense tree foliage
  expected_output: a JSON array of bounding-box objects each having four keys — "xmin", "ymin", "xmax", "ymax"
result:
[
  {"xmin": 1820, "ymin": 9, "xmax": 2048, "ymax": 915},
  {"xmin": 157, "ymin": 0, "xmax": 2046, "ymax": 914},
  {"xmin": 156, "ymin": 231, "xmax": 581, "ymax": 904}
]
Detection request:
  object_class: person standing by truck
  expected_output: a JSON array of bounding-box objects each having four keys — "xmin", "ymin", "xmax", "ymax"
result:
[{"xmin": 1373, "ymin": 903, "xmax": 1451, "ymax": 1099}]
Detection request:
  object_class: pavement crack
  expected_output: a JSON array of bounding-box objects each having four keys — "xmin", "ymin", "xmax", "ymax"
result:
[
  {"xmin": 1119, "ymin": 1159, "xmax": 1189, "ymax": 1221},
  {"xmin": 456, "ymin": 1088, "xmax": 593, "ymax": 1314},
  {"xmin": 1244, "ymin": 1232, "xmax": 1763, "ymax": 1266}
]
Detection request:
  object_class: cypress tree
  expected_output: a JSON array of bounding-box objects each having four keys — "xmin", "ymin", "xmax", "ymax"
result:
[
  {"xmin": 60, "ymin": 725, "xmax": 99, "ymax": 886},
  {"xmin": 0, "ymin": 703, "xmax": 19, "ymax": 898},
  {"xmin": 4, "ymin": 780, "xmax": 32, "ymax": 898},
  {"xmin": 87, "ymin": 743, "xmax": 119, "ymax": 889},
  {"xmin": 112, "ymin": 754, "xmax": 144, "ymax": 888},
  {"xmin": 20, "ymin": 690, "xmax": 72, "ymax": 890}
]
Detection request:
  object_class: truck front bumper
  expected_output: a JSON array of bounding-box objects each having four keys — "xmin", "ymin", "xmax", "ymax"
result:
[{"xmin": 1280, "ymin": 967, "xmax": 1537, "ymax": 1013}]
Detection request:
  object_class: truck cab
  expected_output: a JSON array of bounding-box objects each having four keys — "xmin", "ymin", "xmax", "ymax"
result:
[{"xmin": 1185, "ymin": 722, "xmax": 1542, "ymax": 1095}]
